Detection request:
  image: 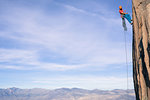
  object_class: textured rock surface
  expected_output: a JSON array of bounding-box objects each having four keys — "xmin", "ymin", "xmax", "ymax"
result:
[{"xmin": 132, "ymin": 0, "xmax": 150, "ymax": 100}]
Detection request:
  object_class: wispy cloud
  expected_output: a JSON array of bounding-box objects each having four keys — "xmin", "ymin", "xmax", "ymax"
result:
[
  {"xmin": 32, "ymin": 76, "xmax": 134, "ymax": 90},
  {"xmin": 0, "ymin": 0, "xmax": 133, "ymax": 90},
  {"xmin": 63, "ymin": 4, "xmax": 98, "ymax": 16},
  {"xmin": 60, "ymin": 3, "xmax": 121, "ymax": 25},
  {"xmin": 0, "ymin": 48, "xmax": 89, "ymax": 70},
  {"xmin": 0, "ymin": 0, "xmax": 132, "ymax": 71}
]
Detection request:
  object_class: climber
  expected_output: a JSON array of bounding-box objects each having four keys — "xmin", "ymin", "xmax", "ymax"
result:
[{"xmin": 119, "ymin": 6, "xmax": 133, "ymax": 25}]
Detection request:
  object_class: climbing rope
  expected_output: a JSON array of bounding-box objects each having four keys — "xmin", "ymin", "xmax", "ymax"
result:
[
  {"xmin": 125, "ymin": 0, "xmax": 130, "ymax": 11},
  {"xmin": 121, "ymin": 0, "xmax": 131, "ymax": 99},
  {"xmin": 123, "ymin": 30, "xmax": 129, "ymax": 99}
]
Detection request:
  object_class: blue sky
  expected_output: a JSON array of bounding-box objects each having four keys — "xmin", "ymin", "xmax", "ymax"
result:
[{"xmin": 0, "ymin": 0, "xmax": 133, "ymax": 90}]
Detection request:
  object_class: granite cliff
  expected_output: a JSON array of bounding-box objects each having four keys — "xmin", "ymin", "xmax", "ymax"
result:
[{"xmin": 132, "ymin": 0, "xmax": 150, "ymax": 100}]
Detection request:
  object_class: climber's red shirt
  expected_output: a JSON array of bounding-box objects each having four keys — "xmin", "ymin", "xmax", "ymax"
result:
[
  {"xmin": 119, "ymin": 9, "xmax": 124, "ymax": 14},
  {"xmin": 119, "ymin": 9, "xmax": 124, "ymax": 18}
]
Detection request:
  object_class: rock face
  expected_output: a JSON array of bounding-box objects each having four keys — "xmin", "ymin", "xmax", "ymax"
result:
[{"xmin": 132, "ymin": 0, "xmax": 150, "ymax": 100}]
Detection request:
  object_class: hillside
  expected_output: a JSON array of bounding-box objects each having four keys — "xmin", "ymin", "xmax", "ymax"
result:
[{"xmin": 0, "ymin": 87, "xmax": 135, "ymax": 100}]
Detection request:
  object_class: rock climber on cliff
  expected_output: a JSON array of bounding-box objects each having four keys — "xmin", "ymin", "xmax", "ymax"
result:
[{"xmin": 119, "ymin": 6, "xmax": 133, "ymax": 25}]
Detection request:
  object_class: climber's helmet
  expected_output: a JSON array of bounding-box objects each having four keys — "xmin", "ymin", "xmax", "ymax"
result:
[{"xmin": 119, "ymin": 6, "xmax": 122, "ymax": 10}]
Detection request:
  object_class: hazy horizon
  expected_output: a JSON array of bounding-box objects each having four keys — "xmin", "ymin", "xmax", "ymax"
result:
[
  {"xmin": 0, "ymin": 87, "xmax": 136, "ymax": 100},
  {"xmin": 0, "ymin": 87, "xmax": 135, "ymax": 91}
]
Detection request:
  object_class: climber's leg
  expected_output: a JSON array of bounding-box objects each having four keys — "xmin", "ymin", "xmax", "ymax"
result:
[
  {"xmin": 124, "ymin": 14, "xmax": 132, "ymax": 24},
  {"xmin": 122, "ymin": 18, "xmax": 127, "ymax": 31}
]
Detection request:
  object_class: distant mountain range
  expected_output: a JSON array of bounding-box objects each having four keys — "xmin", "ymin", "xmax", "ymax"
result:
[{"xmin": 0, "ymin": 87, "xmax": 135, "ymax": 100}]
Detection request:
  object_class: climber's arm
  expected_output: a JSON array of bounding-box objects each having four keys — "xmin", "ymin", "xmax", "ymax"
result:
[
  {"xmin": 119, "ymin": 10, "xmax": 125, "ymax": 15},
  {"xmin": 124, "ymin": 12, "xmax": 128, "ymax": 14}
]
